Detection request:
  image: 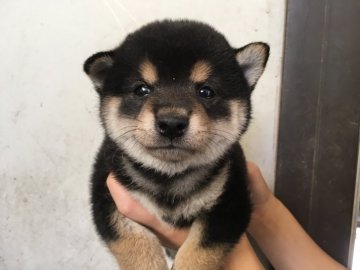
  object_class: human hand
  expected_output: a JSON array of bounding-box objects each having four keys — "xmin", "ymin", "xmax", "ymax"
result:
[
  {"xmin": 106, "ymin": 162, "xmax": 274, "ymax": 247},
  {"xmin": 106, "ymin": 174, "xmax": 189, "ymax": 249},
  {"xmin": 246, "ymin": 161, "xmax": 276, "ymax": 214},
  {"xmin": 107, "ymin": 163, "xmax": 268, "ymax": 269}
]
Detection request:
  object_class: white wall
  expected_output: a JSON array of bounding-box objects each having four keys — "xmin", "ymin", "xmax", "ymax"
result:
[{"xmin": 0, "ymin": 0, "xmax": 285, "ymax": 269}]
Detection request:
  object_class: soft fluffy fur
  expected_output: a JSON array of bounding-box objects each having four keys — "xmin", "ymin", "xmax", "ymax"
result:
[{"xmin": 84, "ymin": 20, "xmax": 269, "ymax": 270}]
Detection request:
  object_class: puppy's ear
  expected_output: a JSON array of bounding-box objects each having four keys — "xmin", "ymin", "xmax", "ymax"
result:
[
  {"xmin": 83, "ymin": 51, "xmax": 115, "ymax": 90},
  {"xmin": 235, "ymin": 42, "xmax": 270, "ymax": 90}
]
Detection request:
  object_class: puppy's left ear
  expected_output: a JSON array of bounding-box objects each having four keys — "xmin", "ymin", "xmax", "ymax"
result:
[
  {"xmin": 83, "ymin": 51, "xmax": 115, "ymax": 90},
  {"xmin": 235, "ymin": 42, "xmax": 270, "ymax": 90}
]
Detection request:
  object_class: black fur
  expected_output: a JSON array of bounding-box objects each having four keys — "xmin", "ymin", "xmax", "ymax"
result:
[
  {"xmin": 201, "ymin": 144, "xmax": 250, "ymax": 246},
  {"xmin": 85, "ymin": 19, "xmax": 269, "ymax": 268}
]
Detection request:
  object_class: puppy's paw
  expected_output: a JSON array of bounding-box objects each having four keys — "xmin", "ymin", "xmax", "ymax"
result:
[{"xmin": 173, "ymin": 242, "xmax": 227, "ymax": 270}]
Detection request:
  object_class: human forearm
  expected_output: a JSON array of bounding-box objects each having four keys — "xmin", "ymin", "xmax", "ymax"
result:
[
  {"xmin": 248, "ymin": 196, "xmax": 346, "ymax": 270},
  {"xmin": 225, "ymin": 235, "xmax": 265, "ymax": 270}
]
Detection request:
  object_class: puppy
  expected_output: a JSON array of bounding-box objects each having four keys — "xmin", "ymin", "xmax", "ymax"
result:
[{"xmin": 84, "ymin": 20, "xmax": 269, "ymax": 270}]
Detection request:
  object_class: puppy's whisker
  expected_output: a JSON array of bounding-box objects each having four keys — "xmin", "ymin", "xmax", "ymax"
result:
[
  {"xmin": 128, "ymin": 136, "xmax": 143, "ymax": 152},
  {"xmin": 210, "ymin": 132, "xmax": 235, "ymax": 142},
  {"xmin": 109, "ymin": 126, "xmax": 139, "ymax": 135},
  {"xmin": 197, "ymin": 130, "xmax": 234, "ymax": 144},
  {"xmin": 211, "ymin": 128, "xmax": 237, "ymax": 137},
  {"xmin": 114, "ymin": 128, "xmax": 147, "ymax": 141},
  {"xmin": 120, "ymin": 116, "xmax": 143, "ymax": 123},
  {"xmin": 204, "ymin": 129, "xmax": 237, "ymax": 140},
  {"xmin": 122, "ymin": 134, "xmax": 135, "ymax": 146},
  {"xmin": 204, "ymin": 139, "xmax": 218, "ymax": 158}
]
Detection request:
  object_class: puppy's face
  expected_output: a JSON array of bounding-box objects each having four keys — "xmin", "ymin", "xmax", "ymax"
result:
[{"xmin": 84, "ymin": 21, "xmax": 269, "ymax": 174}]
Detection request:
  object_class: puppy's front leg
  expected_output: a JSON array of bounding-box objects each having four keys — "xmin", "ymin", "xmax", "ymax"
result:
[
  {"xmin": 108, "ymin": 211, "xmax": 168, "ymax": 270},
  {"xmin": 172, "ymin": 221, "xmax": 231, "ymax": 270},
  {"xmin": 173, "ymin": 197, "xmax": 250, "ymax": 270}
]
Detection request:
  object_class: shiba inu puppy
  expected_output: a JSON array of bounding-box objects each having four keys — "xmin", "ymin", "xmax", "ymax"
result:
[{"xmin": 84, "ymin": 20, "xmax": 269, "ymax": 270}]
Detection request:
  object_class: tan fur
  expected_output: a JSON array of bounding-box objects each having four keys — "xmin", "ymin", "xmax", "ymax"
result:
[
  {"xmin": 102, "ymin": 97, "xmax": 248, "ymax": 176},
  {"xmin": 173, "ymin": 221, "xmax": 228, "ymax": 270},
  {"xmin": 190, "ymin": 60, "xmax": 212, "ymax": 82},
  {"xmin": 129, "ymin": 162, "xmax": 230, "ymax": 223},
  {"xmin": 157, "ymin": 107, "xmax": 188, "ymax": 116},
  {"xmin": 136, "ymin": 101, "xmax": 156, "ymax": 137},
  {"xmin": 187, "ymin": 102, "xmax": 211, "ymax": 142},
  {"xmin": 139, "ymin": 59, "xmax": 158, "ymax": 85},
  {"xmin": 108, "ymin": 211, "xmax": 168, "ymax": 270}
]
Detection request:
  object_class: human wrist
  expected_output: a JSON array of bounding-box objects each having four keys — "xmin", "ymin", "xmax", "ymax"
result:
[
  {"xmin": 248, "ymin": 194, "xmax": 282, "ymax": 236},
  {"xmin": 148, "ymin": 221, "xmax": 188, "ymax": 249}
]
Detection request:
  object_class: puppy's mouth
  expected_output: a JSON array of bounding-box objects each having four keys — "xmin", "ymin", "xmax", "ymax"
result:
[
  {"xmin": 145, "ymin": 144, "xmax": 196, "ymax": 161},
  {"xmin": 147, "ymin": 144, "xmax": 190, "ymax": 150}
]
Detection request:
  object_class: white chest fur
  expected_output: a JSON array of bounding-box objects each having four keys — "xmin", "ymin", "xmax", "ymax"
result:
[{"xmin": 130, "ymin": 162, "xmax": 230, "ymax": 225}]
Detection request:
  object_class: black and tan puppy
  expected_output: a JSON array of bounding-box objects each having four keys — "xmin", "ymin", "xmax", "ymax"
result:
[{"xmin": 84, "ymin": 20, "xmax": 269, "ymax": 270}]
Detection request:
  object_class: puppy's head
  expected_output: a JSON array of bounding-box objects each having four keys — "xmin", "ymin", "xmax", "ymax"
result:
[{"xmin": 84, "ymin": 20, "xmax": 269, "ymax": 175}]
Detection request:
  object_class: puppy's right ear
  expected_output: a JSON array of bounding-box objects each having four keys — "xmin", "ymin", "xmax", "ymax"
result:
[
  {"xmin": 235, "ymin": 43, "xmax": 269, "ymax": 91},
  {"xmin": 83, "ymin": 51, "xmax": 114, "ymax": 90}
]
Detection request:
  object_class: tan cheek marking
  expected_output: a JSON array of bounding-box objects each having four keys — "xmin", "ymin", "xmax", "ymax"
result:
[
  {"xmin": 102, "ymin": 96, "xmax": 137, "ymax": 140},
  {"xmin": 230, "ymin": 100, "xmax": 248, "ymax": 133},
  {"xmin": 102, "ymin": 96, "xmax": 124, "ymax": 135},
  {"xmin": 136, "ymin": 101, "xmax": 156, "ymax": 139},
  {"xmin": 190, "ymin": 60, "xmax": 212, "ymax": 82},
  {"xmin": 139, "ymin": 59, "xmax": 158, "ymax": 85},
  {"xmin": 188, "ymin": 103, "xmax": 210, "ymax": 144},
  {"xmin": 209, "ymin": 100, "xmax": 248, "ymax": 142},
  {"xmin": 101, "ymin": 96, "xmax": 122, "ymax": 119}
]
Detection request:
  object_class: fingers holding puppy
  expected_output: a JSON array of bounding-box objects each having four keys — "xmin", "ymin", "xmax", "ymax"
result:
[{"xmin": 106, "ymin": 173, "xmax": 189, "ymax": 249}]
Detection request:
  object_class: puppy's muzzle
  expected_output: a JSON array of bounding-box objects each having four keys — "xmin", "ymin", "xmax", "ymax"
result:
[{"xmin": 156, "ymin": 114, "xmax": 189, "ymax": 140}]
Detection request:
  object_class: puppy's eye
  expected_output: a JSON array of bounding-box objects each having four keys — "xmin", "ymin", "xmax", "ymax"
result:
[
  {"xmin": 134, "ymin": 85, "xmax": 152, "ymax": 97},
  {"xmin": 198, "ymin": 86, "xmax": 215, "ymax": 99}
]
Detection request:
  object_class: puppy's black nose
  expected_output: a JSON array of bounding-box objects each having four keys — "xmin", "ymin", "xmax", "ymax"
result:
[{"xmin": 156, "ymin": 115, "xmax": 189, "ymax": 139}]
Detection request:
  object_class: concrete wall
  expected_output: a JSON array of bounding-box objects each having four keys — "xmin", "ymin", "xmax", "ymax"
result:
[{"xmin": 0, "ymin": 0, "xmax": 285, "ymax": 269}]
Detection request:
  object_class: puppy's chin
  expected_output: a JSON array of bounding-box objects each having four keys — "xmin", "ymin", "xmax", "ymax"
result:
[{"xmin": 146, "ymin": 147, "xmax": 195, "ymax": 162}]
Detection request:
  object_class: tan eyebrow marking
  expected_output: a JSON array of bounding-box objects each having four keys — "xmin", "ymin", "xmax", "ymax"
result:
[
  {"xmin": 157, "ymin": 107, "xmax": 188, "ymax": 117},
  {"xmin": 190, "ymin": 60, "xmax": 212, "ymax": 82},
  {"xmin": 139, "ymin": 59, "xmax": 158, "ymax": 85}
]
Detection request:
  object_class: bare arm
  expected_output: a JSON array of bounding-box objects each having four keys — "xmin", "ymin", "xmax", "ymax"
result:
[{"xmin": 246, "ymin": 163, "xmax": 346, "ymax": 270}]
